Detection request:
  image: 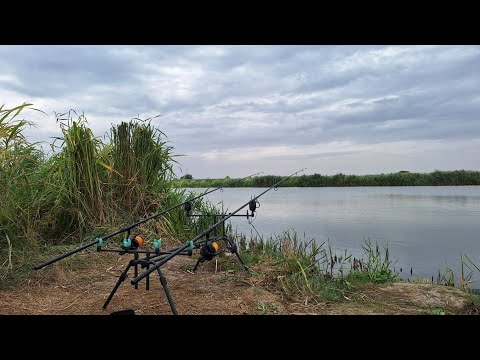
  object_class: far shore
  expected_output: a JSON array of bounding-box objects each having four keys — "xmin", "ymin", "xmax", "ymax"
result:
[{"xmin": 174, "ymin": 170, "xmax": 480, "ymax": 188}]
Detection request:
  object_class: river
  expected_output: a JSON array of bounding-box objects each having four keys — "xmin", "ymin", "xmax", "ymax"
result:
[{"xmin": 185, "ymin": 186, "xmax": 480, "ymax": 285}]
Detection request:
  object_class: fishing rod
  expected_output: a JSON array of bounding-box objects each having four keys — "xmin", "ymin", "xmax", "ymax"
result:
[
  {"xmin": 33, "ymin": 171, "xmax": 263, "ymax": 270},
  {"xmin": 131, "ymin": 168, "xmax": 307, "ymax": 285}
]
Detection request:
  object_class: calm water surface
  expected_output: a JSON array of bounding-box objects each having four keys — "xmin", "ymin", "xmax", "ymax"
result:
[{"xmin": 186, "ymin": 186, "xmax": 480, "ymax": 284}]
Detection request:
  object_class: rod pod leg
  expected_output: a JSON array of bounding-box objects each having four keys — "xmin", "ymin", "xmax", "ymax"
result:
[
  {"xmin": 156, "ymin": 267, "xmax": 178, "ymax": 315},
  {"xmin": 103, "ymin": 261, "xmax": 133, "ymax": 309},
  {"xmin": 134, "ymin": 252, "xmax": 139, "ymax": 289},
  {"xmin": 228, "ymin": 240, "xmax": 249, "ymax": 272},
  {"xmin": 192, "ymin": 257, "xmax": 203, "ymax": 272}
]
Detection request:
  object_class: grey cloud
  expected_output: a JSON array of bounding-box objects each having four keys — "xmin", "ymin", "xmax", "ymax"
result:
[{"xmin": 1, "ymin": 45, "xmax": 479, "ymax": 177}]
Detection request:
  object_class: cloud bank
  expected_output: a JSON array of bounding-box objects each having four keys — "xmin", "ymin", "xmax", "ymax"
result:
[{"xmin": 1, "ymin": 45, "xmax": 479, "ymax": 177}]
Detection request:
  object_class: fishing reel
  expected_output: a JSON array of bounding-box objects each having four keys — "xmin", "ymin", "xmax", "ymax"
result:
[
  {"xmin": 123, "ymin": 234, "xmax": 144, "ymax": 249},
  {"xmin": 199, "ymin": 240, "xmax": 220, "ymax": 261}
]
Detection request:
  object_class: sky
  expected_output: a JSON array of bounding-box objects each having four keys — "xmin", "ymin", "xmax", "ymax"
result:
[{"xmin": 1, "ymin": 45, "xmax": 479, "ymax": 178}]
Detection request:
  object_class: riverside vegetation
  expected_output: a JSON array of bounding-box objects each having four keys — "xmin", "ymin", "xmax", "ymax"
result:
[
  {"xmin": 0, "ymin": 103, "xmax": 217, "ymax": 286},
  {"xmin": 1, "ymin": 103, "xmax": 479, "ymax": 314},
  {"xmin": 175, "ymin": 170, "xmax": 480, "ymax": 188}
]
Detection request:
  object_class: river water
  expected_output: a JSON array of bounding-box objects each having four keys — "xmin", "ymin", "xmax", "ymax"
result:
[{"xmin": 186, "ymin": 186, "xmax": 480, "ymax": 285}]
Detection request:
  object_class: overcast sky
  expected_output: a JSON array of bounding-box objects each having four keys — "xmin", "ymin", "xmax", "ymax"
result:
[{"xmin": 1, "ymin": 45, "xmax": 479, "ymax": 178}]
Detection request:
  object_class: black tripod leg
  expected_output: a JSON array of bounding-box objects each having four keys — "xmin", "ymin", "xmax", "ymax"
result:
[
  {"xmin": 134, "ymin": 252, "xmax": 139, "ymax": 290},
  {"xmin": 103, "ymin": 261, "xmax": 133, "ymax": 309},
  {"xmin": 192, "ymin": 257, "xmax": 202, "ymax": 272},
  {"xmin": 156, "ymin": 268, "xmax": 178, "ymax": 315},
  {"xmin": 146, "ymin": 263, "xmax": 150, "ymax": 291},
  {"xmin": 134, "ymin": 263, "xmax": 139, "ymax": 289},
  {"xmin": 228, "ymin": 240, "xmax": 249, "ymax": 272},
  {"xmin": 234, "ymin": 251, "xmax": 249, "ymax": 272}
]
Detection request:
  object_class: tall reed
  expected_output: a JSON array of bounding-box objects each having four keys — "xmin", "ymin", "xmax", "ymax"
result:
[
  {"xmin": 43, "ymin": 112, "xmax": 106, "ymax": 238},
  {"xmin": 1, "ymin": 105, "xmax": 188, "ymax": 249},
  {"xmin": 0, "ymin": 103, "xmax": 44, "ymax": 246},
  {"xmin": 108, "ymin": 119, "xmax": 177, "ymax": 217}
]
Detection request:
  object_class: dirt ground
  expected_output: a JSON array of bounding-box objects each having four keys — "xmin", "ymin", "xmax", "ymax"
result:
[{"xmin": 0, "ymin": 251, "xmax": 477, "ymax": 315}]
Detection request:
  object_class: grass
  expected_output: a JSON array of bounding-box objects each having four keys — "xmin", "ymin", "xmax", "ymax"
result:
[
  {"xmin": 230, "ymin": 230, "xmax": 400, "ymax": 303},
  {"xmin": 0, "ymin": 242, "xmax": 112, "ymax": 289},
  {"xmin": 257, "ymin": 302, "xmax": 278, "ymax": 314},
  {"xmin": 345, "ymin": 240, "xmax": 398, "ymax": 284},
  {"xmin": 107, "ymin": 117, "xmax": 178, "ymax": 217},
  {"xmin": 463, "ymin": 293, "xmax": 480, "ymax": 314},
  {"xmin": 426, "ymin": 307, "xmax": 448, "ymax": 315},
  {"xmin": 47, "ymin": 112, "xmax": 107, "ymax": 236},
  {"xmin": 221, "ymin": 229, "xmax": 480, "ymax": 312},
  {"xmin": 427, "ymin": 253, "xmax": 480, "ymax": 296},
  {"xmin": 1, "ymin": 103, "xmax": 45, "ymax": 247},
  {"xmin": 244, "ymin": 234, "xmax": 478, "ymax": 313}
]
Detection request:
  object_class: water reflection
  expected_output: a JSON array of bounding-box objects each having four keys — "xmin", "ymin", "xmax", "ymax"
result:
[{"xmin": 379, "ymin": 193, "xmax": 479, "ymax": 205}]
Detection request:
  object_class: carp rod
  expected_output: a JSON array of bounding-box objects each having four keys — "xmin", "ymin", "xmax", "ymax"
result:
[
  {"xmin": 131, "ymin": 168, "xmax": 307, "ymax": 285},
  {"xmin": 33, "ymin": 171, "xmax": 263, "ymax": 270}
]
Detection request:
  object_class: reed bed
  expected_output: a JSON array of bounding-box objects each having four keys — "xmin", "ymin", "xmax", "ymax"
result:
[{"xmin": 0, "ymin": 104, "xmax": 220, "ymax": 285}]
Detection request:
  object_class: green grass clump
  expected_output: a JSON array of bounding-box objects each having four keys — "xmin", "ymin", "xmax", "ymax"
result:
[
  {"xmin": 344, "ymin": 239, "xmax": 398, "ymax": 284},
  {"xmin": 233, "ymin": 230, "xmax": 399, "ymax": 302}
]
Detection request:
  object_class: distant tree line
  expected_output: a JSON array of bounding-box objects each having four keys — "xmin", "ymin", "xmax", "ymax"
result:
[{"xmin": 173, "ymin": 170, "xmax": 480, "ymax": 188}]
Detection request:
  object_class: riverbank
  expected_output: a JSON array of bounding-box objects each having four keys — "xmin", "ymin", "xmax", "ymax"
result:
[
  {"xmin": 0, "ymin": 251, "xmax": 477, "ymax": 315},
  {"xmin": 174, "ymin": 170, "xmax": 480, "ymax": 188},
  {"xmin": 1, "ymin": 235, "xmax": 479, "ymax": 315}
]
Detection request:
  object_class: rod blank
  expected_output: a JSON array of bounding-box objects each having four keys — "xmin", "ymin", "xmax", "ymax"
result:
[{"xmin": 33, "ymin": 171, "xmax": 262, "ymax": 270}]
